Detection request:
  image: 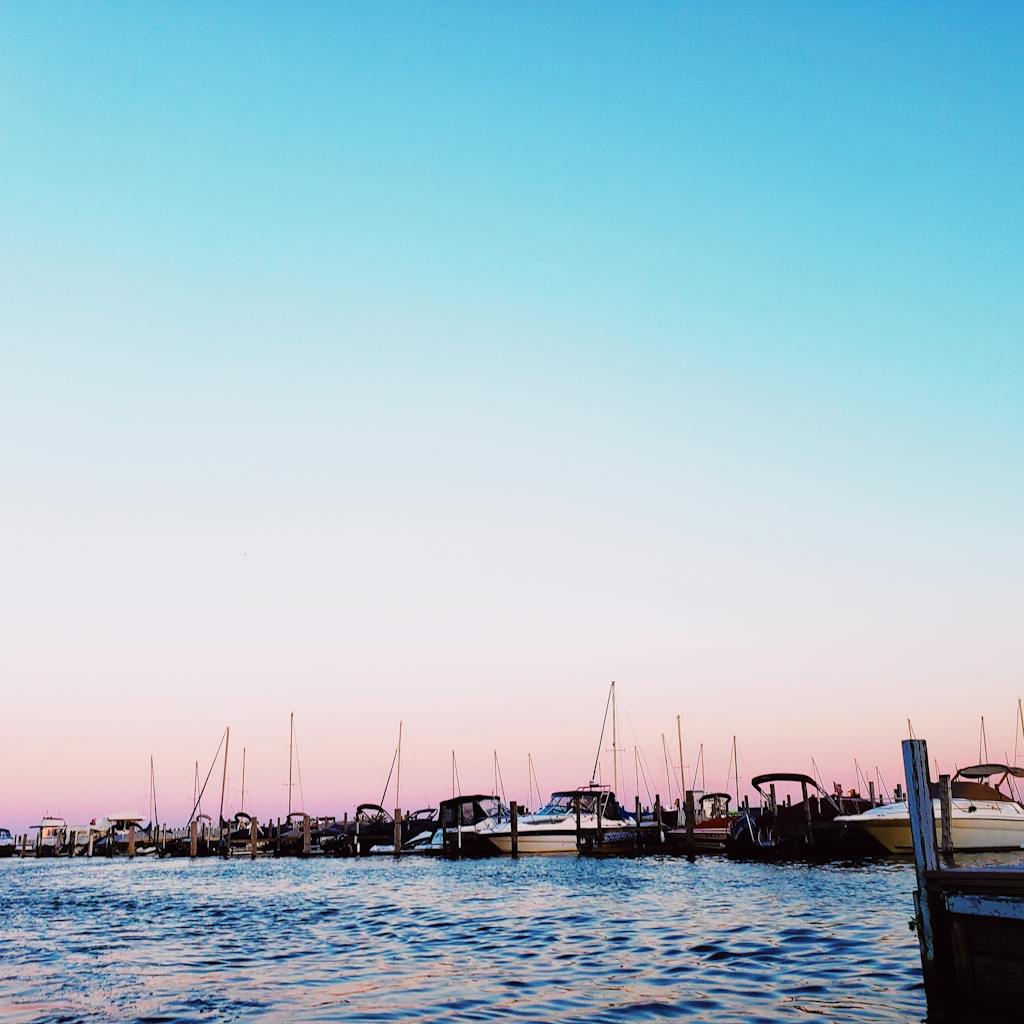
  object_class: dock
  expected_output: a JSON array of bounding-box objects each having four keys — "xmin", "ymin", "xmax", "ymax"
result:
[{"xmin": 903, "ymin": 738, "xmax": 1024, "ymax": 1022}]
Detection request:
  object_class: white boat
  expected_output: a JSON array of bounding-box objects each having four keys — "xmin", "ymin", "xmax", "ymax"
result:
[
  {"xmin": 485, "ymin": 787, "xmax": 635, "ymax": 855},
  {"xmin": 837, "ymin": 764, "xmax": 1024, "ymax": 853}
]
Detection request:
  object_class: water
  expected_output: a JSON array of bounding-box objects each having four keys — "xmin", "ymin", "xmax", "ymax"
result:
[{"xmin": 0, "ymin": 857, "xmax": 926, "ymax": 1023}]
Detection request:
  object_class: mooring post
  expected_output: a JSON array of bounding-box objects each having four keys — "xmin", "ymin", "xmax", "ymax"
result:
[
  {"xmin": 574, "ymin": 795, "xmax": 582, "ymax": 852},
  {"xmin": 128, "ymin": 824, "xmax": 136, "ymax": 858},
  {"xmin": 769, "ymin": 783, "xmax": 777, "ymax": 815},
  {"xmin": 635, "ymin": 796, "xmax": 642, "ymax": 854},
  {"xmin": 87, "ymin": 829, "xmax": 94, "ymax": 857},
  {"xmin": 510, "ymin": 801, "xmax": 519, "ymax": 858},
  {"xmin": 250, "ymin": 816, "xmax": 258, "ymax": 860},
  {"xmin": 69, "ymin": 830, "xmax": 77, "ymax": 858},
  {"xmin": 685, "ymin": 790, "xmax": 696, "ymax": 862},
  {"xmin": 655, "ymin": 794, "xmax": 664, "ymax": 844},
  {"xmin": 275, "ymin": 817, "xmax": 282, "ymax": 857},
  {"xmin": 189, "ymin": 819, "xmax": 198, "ymax": 858},
  {"xmin": 595, "ymin": 795, "xmax": 603, "ymax": 850},
  {"xmin": 355, "ymin": 814, "xmax": 361, "ymax": 857},
  {"xmin": 903, "ymin": 738, "xmax": 941, "ymax": 1007},
  {"xmin": 21, "ymin": 833, "xmax": 27, "ymax": 857},
  {"xmin": 393, "ymin": 807, "xmax": 402, "ymax": 859},
  {"xmin": 869, "ymin": 780, "xmax": 876, "ymax": 807},
  {"xmin": 800, "ymin": 781, "xmax": 814, "ymax": 847},
  {"xmin": 939, "ymin": 773, "xmax": 953, "ymax": 865},
  {"xmin": 303, "ymin": 814, "xmax": 311, "ymax": 857}
]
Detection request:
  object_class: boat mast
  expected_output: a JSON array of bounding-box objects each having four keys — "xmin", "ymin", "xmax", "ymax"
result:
[
  {"xmin": 218, "ymin": 726, "xmax": 230, "ymax": 828},
  {"xmin": 661, "ymin": 733, "xmax": 673, "ymax": 807},
  {"xmin": 194, "ymin": 760, "xmax": 200, "ymax": 821},
  {"xmin": 732, "ymin": 735, "xmax": 739, "ymax": 807},
  {"xmin": 150, "ymin": 755, "xmax": 158, "ymax": 829},
  {"xmin": 699, "ymin": 743, "xmax": 706, "ymax": 794},
  {"xmin": 395, "ymin": 721, "xmax": 402, "ymax": 816},
  {"xmin": 241, "ymin": 747, "xmax": 246, "ymax": 811},
  {"xmin": 980, "ymin": 716, "xmax": 989, "ymax": 763},
  {"xmin": 451, "ymin": 750, "xmax": 456, "ymax": 799},
  {"xmin": 590, "ymin": 681, "xmax": 615, "ymax": 787},
  {"xmin": 611, "ymin": 681, "xmax": 618, "ymax": 795},
  {"xmin": 288, "ymin": 711, "xmax": 294, "ymax": 817},
  {"xmin": 676, "ymin": 715, "xmax": 686, "ymax": 804}
]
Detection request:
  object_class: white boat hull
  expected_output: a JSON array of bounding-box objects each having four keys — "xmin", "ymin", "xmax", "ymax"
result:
[{"xmin": 841, "ymin": 800, "xmax": 1024, "ymax": 854}]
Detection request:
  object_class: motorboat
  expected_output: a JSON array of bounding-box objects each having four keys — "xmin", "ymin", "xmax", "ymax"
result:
[
  {"xmin": 837, "ymin": 764, "xmax": 1024, "ymax": 853},
  {"xmin": 91, "ymin": 814, "xmax": 146, "ymax": 856},
  {"xmin": 0, "ymin": 828, "xmax": 15, "ymax": 857},
  {"xmin": 488, "ymin": 787, "xmax": 635, "ymax": 854},
  {"xmin": 726, "ymin": 773, "xmax": 878, "ymax": 860},
  {"xmin": 665, "ymin": 792, "xmax": 736, "ymax": 854},
  {"xmin": 33, "ymin": 816, "xmax": 68, "ymax": 856},
  {"xmin": 438, "ymin": 794, "xmax": 511, "ymax": 857}
]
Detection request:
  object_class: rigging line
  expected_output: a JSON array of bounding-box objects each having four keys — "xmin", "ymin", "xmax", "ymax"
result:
[
  {"xmin": 379, "ymin": 744, "xmax": 399, "ymax": 809},
  {"xmin": 495, "ymin": 752, "xmax": 507, "ymax": 804},
  {"xmin": 622, "ymin": 707, "xmax": 660, "ymax": 805},
  {"xmin": 636, "ymin": 749, "xmax": 654, "ymax": 806},
  {"xmin": 453, "ymin": 751, "xmax": 462, "ymax": 797},
  {"xmin": 293, "ymin": 726, "xmax": 306, "ymax": 813},
  {"xmin": 590, "ymin": 682, "xmax": 614, "ymax": 786},
  {"xmin": 185, "ymin": 729, "xmax": 228, "ymax": 826},
  {"xmin": 809, "ymin": 757, "xmax": 841, "ymax": 813},
  {"xmin": 875, "ymin": 766, "xmax": 892, "ymax": 804}
]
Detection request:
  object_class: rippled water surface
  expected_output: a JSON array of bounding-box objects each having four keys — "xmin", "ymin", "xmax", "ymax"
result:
[{"xmin": 0, "ymin": 857, "xmax": 925, "ymax": 1023}]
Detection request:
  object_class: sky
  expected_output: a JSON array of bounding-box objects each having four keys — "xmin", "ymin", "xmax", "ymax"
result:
[{"xmin": 1, "ymin": 5, "xmax": 1022, "ymax": 834}]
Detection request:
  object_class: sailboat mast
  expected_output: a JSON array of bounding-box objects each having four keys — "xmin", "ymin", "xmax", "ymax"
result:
[
  {"xmin": 241, "ymin": 747, "xmax": 246, "ymax": 811},
  {"xmin": 611, "ymin": 681, "xmax": 618, "ymax": 795},
  {"xmin": 980, "ymin": 716, "xmax": 989, "ymax": 763},
  {"xmin": 288, "ymin": 711, "xmax": 294, "ymax": 817},
  {"xmin": 194, "ymin": 760, "xmax": 200, "ymax": 820},
  {"xmin": 732, "ymin": 735, "xmax": 739, "ymax": 807},
  {"xmin": 395, "ymin": 722, "xmax": 403, "ymax": 813},
  {"xmin": 150, "ymin": 755, "xmax": 158, "ymax": 828},
  {"xmin": 676, "ymin": 715, "xmax": 686, "ymax": 804},
  {"xmin": 219, "ymin": 726, "xmax": 230, "ymax": 828},
  {"xmin": 452, "ymin": 750, "xmax": 456, "ymax": 799}
]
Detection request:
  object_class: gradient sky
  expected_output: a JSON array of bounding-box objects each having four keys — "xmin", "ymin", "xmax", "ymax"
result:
[{"xmin": 2, "ymin": 5, "xmax": 1022, "ymax": 834}]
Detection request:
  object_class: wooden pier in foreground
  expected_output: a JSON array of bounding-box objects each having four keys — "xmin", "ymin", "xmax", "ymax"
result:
[{"xmin": 904, "ymin": 738, "xmax": 1024, "ymax": 1023}]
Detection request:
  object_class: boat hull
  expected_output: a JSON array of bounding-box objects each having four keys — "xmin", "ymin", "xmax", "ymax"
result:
[{"xmin": 855, "ymin": 814, "xmax": 1024, "ymax": 854}]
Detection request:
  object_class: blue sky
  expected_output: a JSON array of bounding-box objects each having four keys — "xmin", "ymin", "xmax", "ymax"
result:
[{"xmin": 1, "ymin": 5, "xmax": 1022, "ymax": 826}]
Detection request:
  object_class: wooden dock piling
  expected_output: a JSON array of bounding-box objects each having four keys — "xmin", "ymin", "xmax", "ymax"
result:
[
  {"xmin": 635, "ymin": 796, "xmax": 642, "ymax": 853},
  {"xmin": 250, "ymin": 816, "xmax": 258, "ymax": 859},
  {"xmin": 684, "ymin": 790, "xmax": 695, "ymax": 862},
  {"xmin": 302, "ymin": 814, "xmax": 311, "ymax": 857},
  {"xmin": 87, "ymin": 830, "xmax": 94, "ymax": 857},
  {"xmin": 574, "ymin": 795, "xmax": 582, "ymax": 851},
  {"xmin": 189, "ymin": 819, "xmax": 198, "ymax": 858},
  {"xmin": 128, "ymin": 824, "xmax": 136, "ymax": 858},
  {"xmin": 938, "ymin": 773, "xmax": 954, "ymax": 865},
  {"xmin": 800, "ymin": 780, "xmax": 814, "ymax": 847},
  {"xmin": 393, "ymin": 808, "xmax": 402, "ymax": 858},
  {"xmin": 655, "ymin": 794, "xmax": 663, "ymax": 844},
  {"xmin": 510, "ymin": 801, "xmax": 519, "ymax": 858}
]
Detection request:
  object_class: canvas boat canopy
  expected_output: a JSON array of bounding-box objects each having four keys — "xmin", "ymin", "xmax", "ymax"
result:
[
  {"xmin": 956, "ymin": 764, "xmax": 1024, "ymax": 780},
  {"xmin": 751, "ymin": 773, "xmax": 823, "ymax": 792}
]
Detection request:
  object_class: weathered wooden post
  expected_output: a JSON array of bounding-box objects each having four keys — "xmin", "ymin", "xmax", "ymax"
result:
[
  {"xmin": 939, "ymin": 774, "xmax": 953, "ymax": 865},
  {"xmin": 35, "ymin": 827, "xmax": 42, "ymax": 858},
  {"xmin": 903, "ymin": 738, "xmax": 941, "ymax": 1007},
  {"xmin": 21, "ymin": 833, "xmax": 28, "ymax": 857},
  {"xmin": 868, "ymin": 780, "xmax": 876, "ymax": 807},
  {"xmin": 800, "ymin": 781, "xmax": 814, "ymax": 847},
  {"xmin": 69, "ymin": 830, "xmax": 77, "ymax": 858},
  {"xmin": 128, "ymin": 824, "xmax": 136, "ymax": 858},
  {"xmin": 250, "ymin": 817, "xmax": 258, "ymax": 859},
  {"xmin": 510, "ymin": 801, "xmax": 519, "ymax": 858},
  {"xmin": 574, "ymin": 795, "xmax": 582, "ymax": 851},
  {"xmin": 634, "ymin": 796, "xmax": 642, "ymax": 854},
  {"xmin": 87, "ymin": 829, "xmax": 94, "ymax": 857},
  {"xmin": 685, "ymin": 790, "xmax": 696, "ymax": 862},
  {"xmin": 189, "ymin": 819, "xmax": 198, "ymax": 858},
  {"xmin": 275, "ymin": 817, "xmax": 282, "ymax": 857},
  {"xmin": 655, "ymin": 794, "xmax": 664, "ymax": 844},
  {"xmin": 302, "ymin": 814, "xmax": 311, "ymax": 856},
  {"xmin": 769, "ymin": 783, "xmax": 777, "ymax": 815},
  {"xmin": 595, "ymin": 794, "xmax": 603, "ymax": 850},
  {"xmin": 355, "ymin": 814, "xmax": 361, "ymax": 857},
  {"xmin": 393, "ymin": 808, "xmax": 402, "ymax": 858}
]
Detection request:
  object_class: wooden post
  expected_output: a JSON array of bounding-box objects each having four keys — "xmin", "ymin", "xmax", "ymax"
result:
[
  {"xmin": 903, "ymin": 738, "xmax": 941, "ymax": 1002},
  {"xmin": 302, "ymin": 813, "xmax": 311, "ymax": 856},
  {"xmin": 508, "ymin": 801, "xmax": 518, "ymax": 858},
  {"xmin": 939, "ymin": 773, "xmax": 954, "ymax": 865},
  {"xmin": 275, "ymin": 817, "xmax": 281, "ymax": 857},
  {"xmin": 574, "ymin": 795, "xmax": 582, "ymax": 852},
  {"xmin": 128, "ymin": 824, "xmax": 136, "ymax": 858},
  {"xmin": 393, "ymin": 808, "xmax": 402, "ymax": 858},
  {"xmin": 189, "ymin": 819, "xmax": 198, "ymax": 858},
  {"xmin": 250, "ymin": 816, "xmax": 258, "ymax": 860},
  {"xmin": 355, "ymin": 814, "xmax": 361, "ymax": 856},
  {"xmin": 69, "ymin": 830, "xmax": 77, "ymax": 858},
  {"xmin": 895, "ymin": 782, "xmax": 903, "ymax": 802},
  {"xmin": 685, "ymin": 790, "xmax": 695, "ymax": 862},
  {"xmin": 595, "ymin": 793, "xmax": 603, "ymax": 850},
  {"xmin": 868, "ymin": 780, "xmax": 876, "ymax": 807},
  {"xmin": 655, "ymin": 794, "xmax": 664, "ymax": 844},
  {"xmin": 21, "ymin": 832, "xmax": 28, "ymax": 857},
  {"xmin": 769, "ymin": 783, "xmax": 777, "ymax": 814},
  {"xmin": 800, "ymin": 781, "xmax": 814, "ymax": 846},
  {"xmin": 87, "ymin": 830, "xmax": 94, "ymax": 857},
  {"xmin": 635, "ymin": 796, "xmax": 642, "ymax": 854}
]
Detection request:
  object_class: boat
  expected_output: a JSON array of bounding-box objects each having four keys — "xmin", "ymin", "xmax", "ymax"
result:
[
  {"xmin": 837, "ymin": 763, "xmax": 1024, "ymax": 853},
  {"xmin": 488, "ymin": 786, "xmax": 635, "ymax": 854},
  {"xmin": 90, "ymin": 814, "xmax": 146, "ymax": 856},
  {"xmin": 726, "ymin": 773, "xmax": 878, "ymax": 860},
  {"xmin": 0, "ymin": 828, "xmax": 15, "ymax": 857},
  {"xmin": 438, "ymin": 794, "xmax": 511, "ymax": 857},
  {"xmin": 665, "ymin": 792, "xmax": 736, "ymax": 854},
  {"xmin": 33, "ymin": 816, "xmax": 68, "ymax": 856}
]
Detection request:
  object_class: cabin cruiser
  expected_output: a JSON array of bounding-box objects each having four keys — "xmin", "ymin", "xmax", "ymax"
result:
[
  {"xmin": 726, "ymin": 773, "xmax": 878, "ymax": 860},
  {"xmin": 487, "ymin": 787, "xmax": 634, "ymax": 854},
  {"xmin": 33, "ymin": 816, "xmax": 69, "ymax": 856},
  {"xmin": 665, "ymin": 792, "xmax": 736, "ymax": 854},
  {"xmin": 90, "ymin": 814, "xmax": 146, "ymax": 856},
  {"xmin": 438, "ymin": 794, "xmax": 511, "ymax": 857},
  {"xmin": 0, "ymin": 828, "xmax": 15, "ymax": 857},
  {"xmin": 837, "ymin": 764, "xmax": 1024, "ymax": 853}
]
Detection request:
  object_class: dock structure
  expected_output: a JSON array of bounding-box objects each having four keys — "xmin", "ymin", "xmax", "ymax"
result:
[{"xmin": 903, "ymin": 738, "xmax": 1024, "ymax": 1022}]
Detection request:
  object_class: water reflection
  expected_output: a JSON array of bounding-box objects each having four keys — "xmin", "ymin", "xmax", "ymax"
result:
[{"xmin": 0, "ymin": 857, "xmax": 926, "ymax": 1022}]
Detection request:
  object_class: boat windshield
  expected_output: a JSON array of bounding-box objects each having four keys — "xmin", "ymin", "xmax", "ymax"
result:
[
  {"xmin": 476, "ymin": 798, "xmax": 507, "ymax": 821},
  {"xmin": 536, "ymin": 794, "xmax": 576, "ymax": 817}
]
